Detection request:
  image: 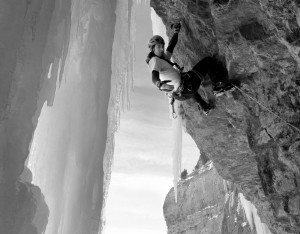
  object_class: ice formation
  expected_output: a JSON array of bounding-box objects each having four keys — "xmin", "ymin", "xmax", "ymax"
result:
[
  {"xmin": 239, "ymin": 193, "xmax": 273, "ymax": 234},
  {"xmin": 26, "ymin": 0, "xmax": 137, "ymax": 233},
  {"xmin": 171, "ymin": 102, "xmax": 183, "ymax": 203},
  {"xmin": 102, "ymin": 0, "xmax": 137, "ymax": 231}
]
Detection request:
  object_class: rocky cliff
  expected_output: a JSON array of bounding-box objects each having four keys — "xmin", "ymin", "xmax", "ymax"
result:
[
  {"xmin": 150, "ymin": 0, "xmax": 300, "ymax": 233},
  {"xmin": 164, "ymin": 162, "xmax": 254, "ymax": 234}
]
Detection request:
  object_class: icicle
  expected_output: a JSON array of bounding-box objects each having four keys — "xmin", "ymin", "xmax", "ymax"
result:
[
  {"xmin": 239, "ymin": 193, "xmax": 273, "ymax": 234},
  {"xmin": 102, "ymin": 0, "xmax": 136, "ymax": 231},
  {"xmin": 171, "ymin": 101, "xmax": 182, "ymax": 203}
]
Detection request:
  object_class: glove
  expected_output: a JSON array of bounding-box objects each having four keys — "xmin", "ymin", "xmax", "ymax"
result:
[
  {"xmin": 171, "ymin": 22, "xmax": 181, "ymax": 33},
  {"xmin": 157, "ymin": 80, "xmax": 174, "ymax": 92}
]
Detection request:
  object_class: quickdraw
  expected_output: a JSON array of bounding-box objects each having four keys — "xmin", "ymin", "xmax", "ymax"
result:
[{"xmin": 170, "ymin": 97, "xmax": 177, "ymax": 119}]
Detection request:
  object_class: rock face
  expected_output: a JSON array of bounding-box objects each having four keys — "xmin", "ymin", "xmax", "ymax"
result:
[
  {"xmin": 164, "ymin": 162, "xmax": 253, "ymax": 234},
  {"xmin": 10, "ymin": 182, "xmax": 49, "ymax": 234},
  {"xmin": 151, "ymin": 0, "xmax": 300, "ymax": 233}
]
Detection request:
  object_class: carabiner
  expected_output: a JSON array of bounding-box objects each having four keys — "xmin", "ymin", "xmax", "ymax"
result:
[{"xmin": 172, "ymin": 111, "xmax": 177, "ymax": 119}]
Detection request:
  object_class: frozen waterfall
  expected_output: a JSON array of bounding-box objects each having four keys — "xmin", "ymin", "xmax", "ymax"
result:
[
  {"xmin": 239, "ymin": 193, "xmax": 273, "ymax": 234},
  {"xmin": 26, "ymin": 0, "xmax": 137, "ymax": 233}
]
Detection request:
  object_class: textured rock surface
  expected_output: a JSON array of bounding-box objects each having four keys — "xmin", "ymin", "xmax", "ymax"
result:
[
  {"xmin": 151, "ymin": 0, "xmax": 300, "ymax": 233},
  {"xmin": 164, "ymin": 162, "xmax": 253, "ymax": 234},
  {"xmin": 10, "ymin": 182, "xmax": 49, "ymax": 234}
]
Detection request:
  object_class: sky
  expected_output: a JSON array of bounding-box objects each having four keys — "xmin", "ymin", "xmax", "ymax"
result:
[{"xmin": 104, "ymin": 2, "xmax": 199, "ymax": 234}]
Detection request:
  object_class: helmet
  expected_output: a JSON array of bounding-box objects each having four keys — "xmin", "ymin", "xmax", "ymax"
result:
[{"xmin": 148, "ymin": 35, "xmax": 165, "ymax": 50}]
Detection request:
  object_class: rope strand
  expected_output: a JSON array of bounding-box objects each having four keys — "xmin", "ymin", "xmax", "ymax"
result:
[{"xmin": 232, "ymin": 84, "xmax": 300, "ymax": 133}]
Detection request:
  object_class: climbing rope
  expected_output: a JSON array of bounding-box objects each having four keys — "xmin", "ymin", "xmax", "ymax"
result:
[{"xmin": 232, "ymin": 84, "xmax": 300, "ymax": 133}]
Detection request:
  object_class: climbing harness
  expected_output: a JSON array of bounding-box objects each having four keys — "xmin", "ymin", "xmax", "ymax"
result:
[
  {"xmin": 232, "ymin": 84, "xmax": 300, "ymax": 133},
  {"xmin": 170, "ymin": 70, "xmax": 206, "ymax": 118},
  {"xmin": 173, "ymin": 71, "xmax": 203, "ymax": 100}
]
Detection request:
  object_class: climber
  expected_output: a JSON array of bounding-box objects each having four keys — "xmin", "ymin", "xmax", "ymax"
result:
[{"xmin": 146, "ymin": 22, "xmax": 234, "ymax": 115}]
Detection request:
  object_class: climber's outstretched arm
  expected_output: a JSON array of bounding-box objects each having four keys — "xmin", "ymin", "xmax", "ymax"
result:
[
  {"xmin": 165, "ymin": 23, "xmax": 181, "ymax": 59},
  {"xmin": 165, "ymin": 32, "xmax": 178, "ymax": 60}
]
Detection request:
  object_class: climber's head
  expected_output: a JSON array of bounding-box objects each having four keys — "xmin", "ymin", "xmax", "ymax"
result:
[
  {"xmin": 148, "ymin": 35, "xmax": 165, "ymax": 57},
  {"xmin": 153, "ymin": 43, "xmax": 164, "ymax": 57}
]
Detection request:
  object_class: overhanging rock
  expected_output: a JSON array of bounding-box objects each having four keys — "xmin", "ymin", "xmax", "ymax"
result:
[{"xmin": 151, "ymin": 0, "xmax": 300, "ymax": 233}]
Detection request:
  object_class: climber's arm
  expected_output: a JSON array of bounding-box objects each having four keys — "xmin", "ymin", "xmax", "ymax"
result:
[
  {"xmin": 165, "ymin": 23, "xmax": 181, "ymax": 59},
  {"xmin": 165, "ymin": 32, "xmax": 178, "ymax": 60}
]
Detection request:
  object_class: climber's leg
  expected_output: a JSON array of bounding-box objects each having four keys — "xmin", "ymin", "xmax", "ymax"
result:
[
  {"xmin": 192, "ymin": 92, "xmax": 212, "ymax": 115},
  {"xmin": 192, "ymin": 56, "xmax": 242, "ymax": 97},
  {"xmin": 192, "ymin": 57, "xmax": 217, "ymax": 78},
  {"xmin": 192, "ymin": 56, "xmax": 229, "ymax": 83}
]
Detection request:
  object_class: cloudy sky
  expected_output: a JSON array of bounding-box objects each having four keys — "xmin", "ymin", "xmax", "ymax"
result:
[{"xmin": 105, "ymin": 2, "xmax": 199, "ymax": 234}]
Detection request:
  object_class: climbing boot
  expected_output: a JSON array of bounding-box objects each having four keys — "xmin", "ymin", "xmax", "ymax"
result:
[
  {"xmin": 213, "ymin": 82, "xmax": 235, "ymax": 96},
  {"xmin": 198, "ymin": 102, "xmax": 212, "ymax": 115}
]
